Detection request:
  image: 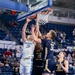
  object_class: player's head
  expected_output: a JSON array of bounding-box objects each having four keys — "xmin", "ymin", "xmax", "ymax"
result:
[
  {"xmin": 27, "ymin": 35, "xmax": 33, "ymax": 41},
  {"xmin": 35, "ymin": 43, "xmax": 42, "ymax": 51},
  {"xmin": 58, "ymin": 51, "xmax": 66, "ymax": 59},
  {"xmin": 46, "ymin": 30, "xmax": 56, "ymax": 40}
]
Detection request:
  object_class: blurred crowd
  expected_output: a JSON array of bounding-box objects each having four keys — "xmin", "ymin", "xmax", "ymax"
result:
[
  {"xmin": 0, "ymin": 46, "xmax": 22, "ymax": 75},
  {"xmin": 0, "ymin": 45, "xmax": 75, "ymax": 75}
]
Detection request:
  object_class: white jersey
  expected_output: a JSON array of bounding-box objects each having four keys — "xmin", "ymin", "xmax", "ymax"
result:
[{"xmin": 22, "ymin": 41, "xmax": 35, "ymax": 59}]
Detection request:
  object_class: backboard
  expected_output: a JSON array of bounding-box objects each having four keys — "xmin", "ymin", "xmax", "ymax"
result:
[{"xmin": 17, "ymin": 0, "xmax": 52, "ymax": 21}]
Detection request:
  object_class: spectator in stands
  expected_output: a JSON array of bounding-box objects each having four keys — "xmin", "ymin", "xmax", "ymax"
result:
[
  {"xmin": 72, "ymin": 53, "xmax": 75, "ymax": 61},
  {"xmin": 13, "ymin": 47, "xmax": 17, "ymax": 54},
  {"xmin": 72, "ymin": 62, "xmax": 75, "ymax": 73},
  {"xmin": 18, "ymin": 46, "xmax": 23, "ymax": 57},
  {"xmin": 73, "ymin": 29, "xmax": 75, "ymax": 38},
  {"xmin": 10, "ymin": 20, "xmax": 18, "ymax": 27},
  {"xmin": 57, "ymin": 30, "xmax": 62, "ymax": 41},
  {"xmin": 73, "ymin": 40, "xmax": 75, "ymax": 46},
  {"xmin": 7, "ymin": 55, "xmax": 14, "ymax": 64},
  {"xmin": 16, "ymin": 50, "xmax": 21, "ymax": 59},
  {"xmin": 63, "ymin": 32, "xmax": 66, "ymax": 41},
  {"xmin": 70, "ymin": 61, "xmax": 75, "ymax": 74},
  {"xmin": 11, "ymin": 58, "xmax": 20, "ymax": 68},
  {"xmin": 4, "ymin": 49, "xmax": 12, "ymax": 56},
  {"xmin": 0, "ymin": 61, "xmax": 4, "ymax": 67},
  {"xmin": 3, "ymin": 34, "xmax": 10, "ymax": 41},
  {"xmin": 12, "ymin": 52, "xmax": 15, "ymax": 58},
  {"xmin": 66, "ymin": 48, "xmax": 72, "ymax": 56},
  {"xmin": 60, "ymin": 32, "xmax": 66, "ymax": 43},
  {"xmin": 67, "ymin": 54, "xmax": 73, "ymax": 64},
  {"xmin": 56, "ymin": 30, "xmax": 66, "ymax": 44},
  {"xmin": 13, "ymin": 67, "xmax": 20, "ymax": 75},
  {"xmin": 19, "ymin": 46, "xmax": 22, "ymax": 51},
  {"xmin": 1, "ymin": 54, "xmax": 6, "ymax": 64},
  {"xmin": 5, "ymin": 60, "xmax": 10, "ymax": 68},
  {"xmin": 13, "ymin": 20, "xmax": 18, "ymax": 26}
]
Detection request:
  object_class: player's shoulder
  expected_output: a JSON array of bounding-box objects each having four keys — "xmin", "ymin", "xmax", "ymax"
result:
[{"xmin": 64, "ymin": 59, "xmax": 68, "ymax": 64}]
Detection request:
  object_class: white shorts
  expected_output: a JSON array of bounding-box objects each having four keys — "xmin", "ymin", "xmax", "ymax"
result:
[{"xmin": 20, "ymin": 58, "xmax": 33, "ymax": 75}]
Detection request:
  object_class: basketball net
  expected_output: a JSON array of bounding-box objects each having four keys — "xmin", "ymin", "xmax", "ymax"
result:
[{"xmin": 37, "ymin": 8, "xmax": 53, "ymax": 25}]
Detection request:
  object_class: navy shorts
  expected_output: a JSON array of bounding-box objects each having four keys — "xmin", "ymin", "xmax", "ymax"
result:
[{"xmin": 42, "ymin": 59, "xmax": 56, "ymax": 74}]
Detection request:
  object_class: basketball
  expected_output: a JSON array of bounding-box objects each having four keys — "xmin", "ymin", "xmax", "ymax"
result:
[{"xmin": 29, "ymin": 14, "xmax": 37, "ymax": 19}]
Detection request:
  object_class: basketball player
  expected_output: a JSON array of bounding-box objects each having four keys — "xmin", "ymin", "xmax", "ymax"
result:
[
  {"xmin": 32, "ymin": 43, "xmax": 43, "ymax": 75},
  {"xmin": 31, "ymin": 25, "xmax": 56, "ymax": 75},
  {"xmin": 20, "ymin": 18, "xmax": 38, "ymax": 75},
  {"xmin": 55, "ymin": 51, "xmax": 68, "ymax": 75}
]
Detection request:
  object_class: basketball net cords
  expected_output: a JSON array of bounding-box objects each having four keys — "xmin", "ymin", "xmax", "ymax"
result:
[{"xmin": 37, "ymin": 9, "xmax": 53, "ymax": 25}]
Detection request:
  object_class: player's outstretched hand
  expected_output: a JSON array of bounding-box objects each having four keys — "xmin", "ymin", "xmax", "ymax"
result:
[{"xmin": 26, "ymin": 18, "xmax": 31, "ymax": 23}]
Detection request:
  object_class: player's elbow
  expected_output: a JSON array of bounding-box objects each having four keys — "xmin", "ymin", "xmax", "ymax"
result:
[
  {"xmin": 64, "ymin": 67, "xmax": 68, "ymax": 73},
  {"xmin": 65, "ymin": 69, "xmax": 68, "ymax": 73}
]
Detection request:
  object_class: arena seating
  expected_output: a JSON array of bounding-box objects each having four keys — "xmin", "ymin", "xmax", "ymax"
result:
[
  {"xmin": 0, "ymin": 67, "xmax": 14, "ymax": 72},
  {"xmin": 0, "ymin": 30, "xmax": 6, "ymax": 40},
  {"xmin": 42, "ymin": 23, "xmax": 74, "ymax": 37},
  {"xmin": 0, "ymin": 48, "xmax": 19, "ymax": 75},
  {"xmin": 42, "ymin": 23, "xmax": 75, "ymax": 47}
]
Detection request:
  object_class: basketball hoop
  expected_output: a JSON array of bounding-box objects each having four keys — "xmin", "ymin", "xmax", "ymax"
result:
[{"xmin": 37, "ymin": 8, "xmax": 53, "ymax": 25}]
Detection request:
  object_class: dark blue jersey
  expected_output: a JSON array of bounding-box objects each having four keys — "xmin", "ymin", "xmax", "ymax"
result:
[
  {"xmin": 55, "ymin": 60, "xmax": 66, "ymax": 75},
  {"xmin": 41, "ymin": 38, "xmax": 54, "ymax": 60}
]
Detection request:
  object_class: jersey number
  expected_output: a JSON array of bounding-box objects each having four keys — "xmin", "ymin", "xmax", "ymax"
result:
[{"xmin": 26, "ymin": 44, "xmax": 31, "ymax": 48}]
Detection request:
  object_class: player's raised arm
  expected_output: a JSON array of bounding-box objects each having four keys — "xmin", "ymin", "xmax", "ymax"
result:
[
  {"xmin": 31, "ymin": 25, "xmax": 41, "ymax": 43},
  {"xmin": 35, "ymin": 17, "xmax": 39, "ymax": 37},
  {"xmin": 35, "ymin": 17, "xmax": 42, "ymax": 38},
  {"xmin": 22, "ymin": 18, "xmax": 31, "ymax": 42}
]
